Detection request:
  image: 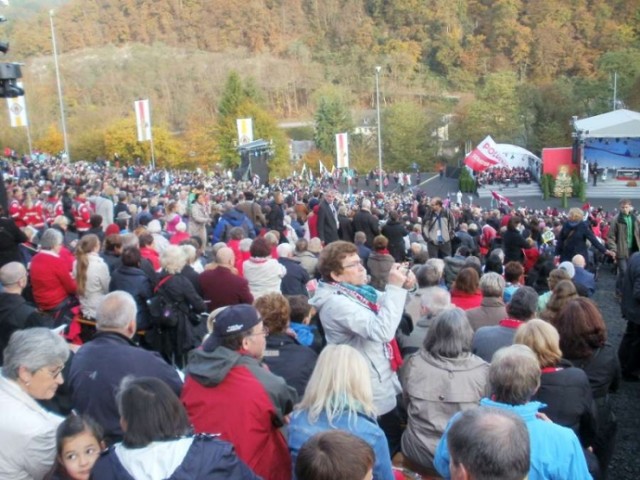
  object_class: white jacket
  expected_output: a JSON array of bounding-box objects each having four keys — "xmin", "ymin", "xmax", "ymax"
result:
[
  {"xmin": 243, "ymin": 257, "xmax": 286, "ymax": 300},
  {"xmin": 0, "ymin": 375, "xmax": 63, "ymax": 480},
  {"xmin": 74, "ymin": 253, "xmax": 110, "ymax": 319},
  {"xmin": 309, "ymin": 282, "xmax": 407, "ymax": 415}
]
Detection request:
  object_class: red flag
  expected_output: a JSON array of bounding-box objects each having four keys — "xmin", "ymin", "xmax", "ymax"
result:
[
  {"xmin": 491, "ymin": 190, "xmax": 513, "ymax": 207},
  {"xmin": 464, "ymin": 135, "xmax": 505, "ymax": 172}
]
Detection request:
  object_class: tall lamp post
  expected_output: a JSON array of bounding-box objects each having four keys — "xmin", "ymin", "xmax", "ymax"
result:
[
  {"xmin": 375, "ymin": 66, "xmax": 383, "ymax": 193},
  {"xmin": 49, "ymin": 10, "xmax": 70, "ymax": 161}
]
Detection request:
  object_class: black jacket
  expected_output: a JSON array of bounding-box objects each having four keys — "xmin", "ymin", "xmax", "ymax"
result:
[
  {"xmin": 338, "ymin": 214, "xmax": 354, "ymax": 242},
  {"xmin": 503, "ymin": 228, "xmax": 529, "ymax": 263},
  {"xmin": 278, "ymin": 257, "xmax": 310, "ymax": 296},
  {"xmin": 352, "ymin": 210, "xmax": 380, "ymax": 248},
  {"xmin": 263, "ymin": 333, "xmax": 318, "ymax": 397},
  {"xmin": 533, "ymin": 360, "xmax": 598, "ymax": 447},
  {"xmin": 0, "ymin": 216, "xmax": 27, "ymax": 268},
  {"xmin": 382, "ymin": 219, "xmax": 408, "ymax": 262},
  {"xmin": 266, "ymin": 201, "xmax": 285, "ymax": 234},
  {"xmin": 555, "ymin": 220, "xmax": 607, "ymax": 262},
  {"xmin": 109, "ymin": 265, "xmax": 154, "ymax": 330},
  {"xmin": 0, "ymin": 292, "xmax": 53, "ymax": 362},
  {"xmin": 317, "ymin": 200, "xmax": 340, "ymax": 244},
  {"xmin": 621, "ymin": 251, "xmax": 640, "ymax": 324}
]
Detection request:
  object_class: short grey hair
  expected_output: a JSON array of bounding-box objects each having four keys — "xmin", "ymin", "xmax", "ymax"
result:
[
  {"xmin": 488, "ymin": 344, "xmax": 540, "ymax": 405},
  {"xmin": 354, "ymin": 231, "xmax": 367, "ymax": 245},
  {"xmin": 420, "ymin": 287, "xmax": 451, "ymax": 316},
  {"xmin": 120, "ymin": 233, "xmax": 140, "ymax": 249},
  {"xmin": 423, "ymin": 307, "xmax": 473, "ymax": 358},
  {"xmin": 181, "ymin": 244, "xmax": 197, "ymax": 264},
  {"xmin": 448, "ymin": 407, "xmax": 530, "ymax": 480},
  {"xmin": 479, "ymin": 272, "xmax": 505, "ymax": 297},
  {"xmin": 160, "ymin": 245, "xmax": 187, "ymax": 274},
  {"xmin": 97, "ymin": 291, "xmax": 137, "ymax": 330},
  {"xmin": 417, "ymin": 260, "xmax": 444, "ymax": 287},
  {"xmin": 491, "ymin": 248, "xmax": 505, "ymax": 263},
  {"xmin": 277, "ymin": 243, "xmax": 292, "ymax": 258},
  {"xmin": 506, "ymin": 286, "xmax": 538, "ymax": 321},
  {"xmin": 239, "ymin": 238, "xmax": 253, "ymax": 252},
  {"xmin": 40, "ymin": 228, "xmax": 63, "ymax": 250},
  {"xmin": 2, "ymin": 328, "xmax": 69, "ymax": 380}
]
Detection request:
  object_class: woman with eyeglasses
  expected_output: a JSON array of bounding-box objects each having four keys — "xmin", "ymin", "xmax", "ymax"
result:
[
  {"xmin": 0, "ymin": 328, "xmax": 70, "ymax": 479},
  {"xmin": 310, "ymin": 240, "xmax": 415, "ymax": 458}
]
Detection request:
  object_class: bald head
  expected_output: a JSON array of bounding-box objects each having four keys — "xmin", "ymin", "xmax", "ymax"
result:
[
  {"xmin": 572, "ymin": 254, "xmax": 586, "ymax": 268},
  {"xmin": 216, "ymin": 247, "xmax": 235, "ymax": 266},
  {"xmin": 0, "ymin": 262, "xmax": 27, "ymax": 292}
]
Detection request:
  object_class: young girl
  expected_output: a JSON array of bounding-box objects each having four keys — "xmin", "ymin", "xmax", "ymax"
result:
[{"xmin": 47, "ymin": 414, "xmax": 105, "ymax": 480}]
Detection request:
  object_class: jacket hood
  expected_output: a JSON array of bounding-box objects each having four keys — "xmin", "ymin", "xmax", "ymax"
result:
[
  {"xmin": 480, "ymin": 397, "xmax": 546, "ymax": 421},
  {"xmin": 186, "ymin": 346, "xmax": 248, "ymax": 387},
  {"xmin": 222, "ymin": 209, "xmax": 247, "ymax": 226}
]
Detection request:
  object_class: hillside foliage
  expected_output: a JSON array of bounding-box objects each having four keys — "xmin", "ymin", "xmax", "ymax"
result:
[{"xmin": 0, "ymin": 0, "xmax": 638, "ymax": 171}]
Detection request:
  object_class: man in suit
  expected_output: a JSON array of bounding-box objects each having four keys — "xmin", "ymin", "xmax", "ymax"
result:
[
  {"xmin": 352, "ymin": 198, "xmax": 380, "ymax": 248},
  {"xmin": 317, "ymin": 190, "xmax": 340, "ymax": 245}
]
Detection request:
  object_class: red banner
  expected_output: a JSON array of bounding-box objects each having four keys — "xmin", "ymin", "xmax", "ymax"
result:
[{"xmin": 464, "ymin": 136, "xmax": 504, "ymax": 172}]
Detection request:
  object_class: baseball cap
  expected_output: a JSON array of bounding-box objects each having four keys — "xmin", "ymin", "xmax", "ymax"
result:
[{"xmin": 203, "ymin": 304, "xmax": 261, "ymax": 352}]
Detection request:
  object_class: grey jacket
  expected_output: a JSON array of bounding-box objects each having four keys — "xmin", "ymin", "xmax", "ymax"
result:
[
  {"xmin": 309, "ymin": 281, "xmax": 408, "ymax": 415},
  {"xmin": 401, "ymin": 351, "xmax": 488, "ymax": 470},
  {"xmin": 465, "ymin": 296, "xmax": 507, "ymax": 331},
  {"xmin": 607, "ymin": 212, "xmax": 640, "ymax": 259}
]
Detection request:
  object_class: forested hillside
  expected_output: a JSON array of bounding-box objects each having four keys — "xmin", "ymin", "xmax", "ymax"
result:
[{"xmin": 0, "ymin": 0, "xmax": 639, "ymax": 170}]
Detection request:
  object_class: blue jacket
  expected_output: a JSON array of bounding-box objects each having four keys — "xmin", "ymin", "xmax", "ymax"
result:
[
  {"xmin": 288, "ymin": 410, "xmax": 394, "ymax": 480},
  {"xmin": 68, "ymin": 332, "xmax": 183, "ymax": 443},
  {"xmin": 92, "ymin": 434, "xmax": 259, "ymax": 480},
  {"xmin": 573, "ymin": 267, "xmax": 596, "ymax": 297},
  {"xmin": 212, "ymin": 209, "xmax": 255, "ymax": 243},
  {"xmin": 434, "ymin": 398, "xmax": 592, "ymax": 480}
]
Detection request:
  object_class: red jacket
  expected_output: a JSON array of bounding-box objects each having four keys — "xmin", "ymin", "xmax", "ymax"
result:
[
  {"xmin": 22, "ymin": 203, "xmax": 45, "ymax": 229},
  {"xmin": 198, "ymin": 266, "xmax": 253, "ymax": 312},
  {"xmin": 182, "ymin": 347, "xmax": 297, "ymax": 480},
  {"xmin": 140, "ymin": 246, "xmax": 161, "ymax": 271},
  {"xmin": 450, "ymin": 289, "xmax": 483, "ymax": 310},
  {"xmin": 9, "ymin": 199, "xmax": 24, "ymax": 228},
  {"xmin": 73, "ymin": 198, "xmax": 92, "ymax": 232},
  {"xmin": 169, "ymin": 231, "xmax": 191, "ymax": 245},
  {"xmin": 30, "ymin": 251, "xmax": 77, "ymax": 310}
]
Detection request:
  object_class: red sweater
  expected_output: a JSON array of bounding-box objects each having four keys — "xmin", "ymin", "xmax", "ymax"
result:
[{"xmin": 30, "ymin": 251, "xmax": 77, "ymax": 310}]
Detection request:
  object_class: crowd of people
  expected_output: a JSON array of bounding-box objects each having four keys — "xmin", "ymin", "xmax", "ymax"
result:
[
  {"xmin": 476, "ymin": 166, "xmax": 533, "ymax": 187},
  {"xmin": 0, "ymin": 153, "xmax": 639, "ymax": 480}
]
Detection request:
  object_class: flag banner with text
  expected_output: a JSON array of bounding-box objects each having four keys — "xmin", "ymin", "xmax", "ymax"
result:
[
  {"xmin": 336, "ymin": 132, "xmax": 349, "ymax": 168},
  {"xmin": 464, "ymin": 135, "xmax": 505, "ymax": 172},
  {"xmin": 237, "ymin": 118, "xmax": 253, "ymax": 145},
  {"xmin": 134, "ymin": 99, "xmax": 152, "ymax": 142},
  {"xmin": 491, "ymin": 190, "xmax": 513, "ymax": 207},
  {"xmin": 7, "ymin": 82, "xmax": 27, "ymax": 127}
]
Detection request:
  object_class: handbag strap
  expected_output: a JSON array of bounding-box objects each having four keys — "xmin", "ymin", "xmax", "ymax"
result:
[{"xmin": 154, "ymin": 275, "xmax": 173, "ymax": 294}]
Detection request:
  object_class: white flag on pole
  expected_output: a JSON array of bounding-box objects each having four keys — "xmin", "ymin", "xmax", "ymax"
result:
[
  {"xmin": 335, "ymin": 132, "xmax": 349, "ymax": 169},
  {"xmin": 134, "ymin": 99, "xmax": 152, "ymax": 142},
  {"xmin": 237, "ymin": 118, "xmax": 253, "ymax": 145},
  {"xmin": 7, "ymin": 82, "xmax": 27, "ymax": 127}
]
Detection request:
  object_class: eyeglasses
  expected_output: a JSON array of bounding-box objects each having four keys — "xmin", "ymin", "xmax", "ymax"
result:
[
  {"xmin": 41, "ymin": 365, "xmax": 64, "ymax": 379},
  {"xmin": 342, "ymin": 261, "xmax": 364, "ymax": 270},
  {"xmin": 247, "ymin": 325, "xmax": 269, "ymax": 337}
]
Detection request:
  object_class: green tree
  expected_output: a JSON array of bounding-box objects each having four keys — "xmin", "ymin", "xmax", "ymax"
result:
[
  {"xmin": 381, "ymin": 101, "xmax": 437, "ymax": 171},
  {"xmin": 313, "ymin": 89, "xmax": 353, "ymax": 159}
]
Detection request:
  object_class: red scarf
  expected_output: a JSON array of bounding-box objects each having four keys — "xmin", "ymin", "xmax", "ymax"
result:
[{"xmin": 499, "ymin": 318, "xmax": 524, "ymax": 329}]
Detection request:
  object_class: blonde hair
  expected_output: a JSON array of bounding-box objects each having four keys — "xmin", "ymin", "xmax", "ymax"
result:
[
  {"xmin": 75, "ymin": 234, "xmax": 100, "ymax": 296},
  {"xmin": 296, "ymin": 345, "xmax": 375, "ymax": 425},
  {"xmin": 514, "ymin": 319, "xmax": 562, "ymax": 368},
  {"xmin": 568, "ymin": 208, "xmax": 584, "ymax": 222}
]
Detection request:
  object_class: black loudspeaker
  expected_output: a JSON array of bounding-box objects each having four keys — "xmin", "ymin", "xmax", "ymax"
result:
[{"xmin": 572, "ymin": 139, "xmax": 580, "ymax": 164}]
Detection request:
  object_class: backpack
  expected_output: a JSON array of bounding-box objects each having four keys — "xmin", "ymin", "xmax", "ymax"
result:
[{"xmin": 148, "ymin": 275, "xmax": 179, "ymax": 328}]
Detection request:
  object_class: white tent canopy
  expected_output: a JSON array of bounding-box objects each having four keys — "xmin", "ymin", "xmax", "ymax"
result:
[
  {"xmin": 574, "ymin": 109, "xmax": 640, "ymax": 138},
  {"xmin": 495, "ymin": 144, "xmax": 541, "ymax": 169}
]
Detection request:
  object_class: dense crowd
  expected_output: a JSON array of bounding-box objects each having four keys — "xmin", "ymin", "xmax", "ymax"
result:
[
  {"xmin": 476, "ymin": 166, "xmax": 533, "ymax": 187},
  {"xmin": 0, "ymin": 154, "xmax": 638, "ymax": 480}
]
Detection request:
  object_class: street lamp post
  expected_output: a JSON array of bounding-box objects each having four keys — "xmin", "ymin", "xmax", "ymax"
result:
[
  {"xmin": 375, "ymin": 66, "xmax": 383, "ymax": 193},
  {"xmin": 49, "ymin": 10, "xmax": 70, "ymax": 161}
]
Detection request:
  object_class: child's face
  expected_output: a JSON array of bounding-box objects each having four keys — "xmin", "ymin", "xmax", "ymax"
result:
[{"xmin": 60, "ymin": 431, "xmax": 102, "ymax": 480}]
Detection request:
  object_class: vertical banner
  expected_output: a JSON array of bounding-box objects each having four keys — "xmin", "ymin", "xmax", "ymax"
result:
[
  {"xmin": 237, "ymin": 118, "xmax": 253, "ymax": 145},
  {"xmin": 134, "ymin": 99, "xmax": 152, "ymax": 142},
  {"xmin": 463, "ymin": 135, "xmax": 505, "ymax": 172},
  {"xmin": 7, "ymin": 82, "xmax": 28, "ymax": 127},
  {"xmin": 336, "ymin": 132, "xmax": 349, "ymax": 169}
]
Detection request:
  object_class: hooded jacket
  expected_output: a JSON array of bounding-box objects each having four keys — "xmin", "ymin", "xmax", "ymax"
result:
[
  {"xmin": 212, "ymin": 209, "xmax": 256, "ymax": 243},
  {"xmin": 181, "ymin": 346, "xmax": 297, "ymax": 480},
  {"xmin": 309, "ymin": 281, "xmax": 407, "ymax": 415}
]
